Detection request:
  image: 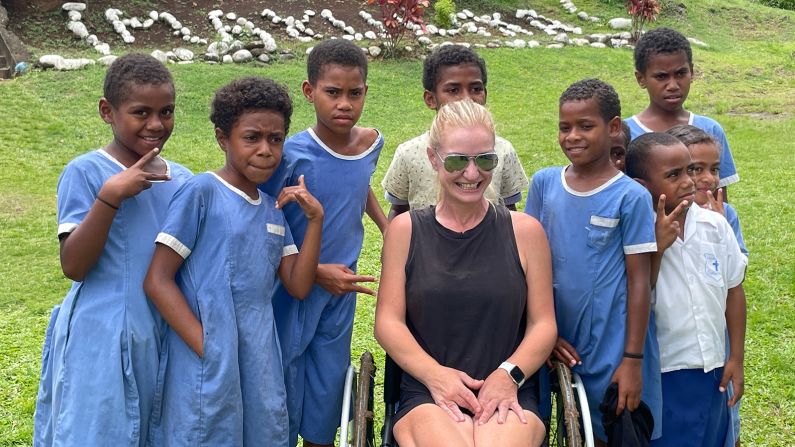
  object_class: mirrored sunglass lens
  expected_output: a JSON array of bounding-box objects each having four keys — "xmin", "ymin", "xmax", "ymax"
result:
[
  {"xmin": 475, "ymin": 154, "xmax": 498, "ymax": 171},
  {"xmin": 443, "ymin": 155, "xmax": 470, "ymax": 172}
]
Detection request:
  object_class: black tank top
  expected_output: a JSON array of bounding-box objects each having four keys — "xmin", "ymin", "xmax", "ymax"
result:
[{"xmin": 404, "ymin": 204, "xmax": 527, "ymax": 383}]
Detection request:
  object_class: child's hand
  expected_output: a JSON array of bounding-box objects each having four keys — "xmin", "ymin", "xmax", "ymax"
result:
[
  {"xmin": 655, "ymin": 194, "xmax": 688, "ymax": 251},
  {"xmin": 611, "ymin": 358, "xmax": 643, "ymax": 415},
  {"xmin": 275, "ymin": 175, "xmax": 324, "ymax": 222},
  {"xmin": 720, "ymin": 357, "xmax": 744, "ymax": 407},
  {"xmin": 99, "ymin": 148, "xmax": 170, "ymax": 206},
  {"xmin": 702, "ymin": 189, "xmax": 726, "ymax": 217},
  {"xmin": 549, "ymin": 337, "xmax": 581, "ymax": 368},
  {"xmin": 316, "ymin": 263, "xmax": 376, "ymax": 296}
]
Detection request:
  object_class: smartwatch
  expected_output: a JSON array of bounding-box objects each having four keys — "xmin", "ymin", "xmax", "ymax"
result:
[{"xmin": 498, "ymin": 361, "xmax": 526, "ymax": 387}]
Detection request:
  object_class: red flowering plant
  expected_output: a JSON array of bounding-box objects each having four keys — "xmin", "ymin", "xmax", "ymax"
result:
[
  {"xmin": 367, "ymin": 0, "xmax": 430, "ymax": 57},
  {"xmin": 626, "ymin": 0, "xmax": 661, "ymax": 42}
]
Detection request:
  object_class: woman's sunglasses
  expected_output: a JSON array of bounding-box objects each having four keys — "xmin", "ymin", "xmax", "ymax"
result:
[{"xmin": 434, "ymin": 149, "xmax": 499, "ymax": 173}]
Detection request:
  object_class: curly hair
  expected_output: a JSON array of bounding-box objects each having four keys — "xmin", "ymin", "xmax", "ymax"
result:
[
  {"xmin": 422, "ymin": 45, "xmax": 487, "ymax": 92},
  {"xmin": 307, "ymin": 39, "xmax": 368, "ymax": 85},
  {"xmin": 103, "ymin": 53, "xmax": 173, "ymax": 107},
  {"xmin": 626, "ymin": 132, "xmax": 683, "ymax": 180},
  {"xmin": 633, "ymin": 27, "xmax": 693, "ymax": 73},
  {"xmin": 666, "ymin": 124, "xmax": 717, "ymax": 147},
  {"xmin": 210, "ymin": 77, "xmax": 293, "ymax": 136},
  {"xmin": 559, "ymin": 79, "xmax": 621, "ymax": 124}
]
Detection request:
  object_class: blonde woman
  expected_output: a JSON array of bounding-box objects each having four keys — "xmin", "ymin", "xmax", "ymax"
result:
[{"xmin": 375, "ymin": 100, "xmax": 556, "ymax": 447}]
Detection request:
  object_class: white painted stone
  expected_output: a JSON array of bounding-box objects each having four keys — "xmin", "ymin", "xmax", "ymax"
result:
[
  {"xmin": 590, "ymin": 42, "xmax": 606, "ymax": 48},
  {"xmin": 207, "ymin": 10, "xmax": 223, "ymax": 19},
  {"xmin": 261, "ymin": 9, "xmax": 274, "ymax": 18},
  {"xmin": 608, "ymin": 18, "xmax": 632, "ymax": 29},
  {"xmin": 151, "ymin": 50, "xmax": 168, "ymax": 63},
  {"xmin": 122, "ymin": 18, "xmax": 131, "ymax": 26},
  {"xmin": 171, "ymin": 21, "xmax": 182, "ymax": 30},
  {"xmin": 94, "ymin": 42, "xmax": 110, "ymax": 55},
  {"xmin": 573, "ymin": 38, "xmax": 589, "ymax": 46},
  {"xmin": 305, "ymin": 28, "xmax": 315, "ymax": 36},
  {"xmin": 181, "ymin": 35, "xmax": 190, "ymax": 42},
  {"xmin": 463, "ymin": 9, "xmax": 474, "ymax": 18},
  {"xmin": 344, "ymin": 26, "xmax": 355, "ymax": 35},
  {"xmin": 86, "ymin": 34, "xmax": 98, "ymax": 45},
  {"xmin": 258, "ymin": 53, "xmax": 271, "ymax": 63},
  {"xmin": 426, "ymin": 24, "xmax": 438, "ymax": 34},
  {"xmin": 271, "ymin": 16, "xmax": 281, "ymax": 24},
  {"xmin": 232, "ymin": 25, "xmax": 242, "ymax": 35},
  {"xmin": 513, "ymin": 39, "xmax": 526, "ymax": 48},
  {"xmin": 62, "ymin": 3, "xmax": 86, "ymax": 12},
  {"xmin": 354, "ymin": 33, "xmax": 363, "ymax": 41},
  {"xmin": 39, "ymin": 54, "xmax": 64, "ymax": 68},
  {"xmin": 364, "ymin": 31, "xmax": 377, "ymax": 40},
  {"xmin": 97, "ymin": 55, "xmax": 117, "ymax": 66},
  {"xmin": 180, "ymin": 27, "xmax": 191, "ymax": 36},
  {"xmin": 68, "ymin": 11, "xmax": 81, "ymax": 21},
  {"xmin": 439, "ymin": 29, "xmax": 447, "ymax": 36},
  {"xmin": 173, "ymin": 48, "xmax": 194, "ymax": 61},
  {"xmin": 368, "ymin": 46, "xmax": 381, "ymax": 57},
  {"xmin": 577, "ymin": 11, "xmax": 589, "ymax": 20},
  {"xmin": 527, "ymin": 40, "xmax": 540, "ymax": 48},
  {"xmin": 67, "ymin": 21, "xmax": 89, "ymax": 38},
  {"xmin": 105, "ymin": 9, "xmax": 119, "ymax": 21},
  {"xmin": 456, "ymin": 12, "xmax": 467, "ymax": 20},
  {"xmin": 554, "ymin": 33, "xmax": 570, "ymax": 44},
  {"xmin": 418, "ymin": 36, "xmax": 432, "ymax": 45},
  {"xmin": 232, "ymin": 49, "xmax": 253, "ymax": 63},
  {"xmin": 305, "ymin": 10, "xmax": 316, "ymax": 16},
  {"xmin": 298, "ymin": 36, "xmax": 313, "ymax": 43},
  {"xmin": 342, "ymin": 34, "xmax": 355, "ymax": 41},
  {"xmin": 263, "ymin": 39, "xmax": 278, "ymax": 52},
  {"xmin": 546, "ymin": 43, "xmax": 564, "ymax": 49},
  {"xmin": 223, "ymin": 54, "xmax": 233, "ymax": 64},
  {"xmin": 226, "ymin": 12, "xmax": 237, "ymax": 20},
  {"xmin": 190, "ymin": 36, "xmax": 200, "ymax": 44},
  {"xmin": 618, "ymin": 31, "xmax": 632, "ymax": 40},
  {"xmin": 130, "ymin": 17, "xmax": 143, "ymax": 29}
]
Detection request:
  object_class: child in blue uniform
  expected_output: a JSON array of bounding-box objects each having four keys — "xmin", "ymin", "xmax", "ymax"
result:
[
  {"xmin": 259, "ymin": 39, "xmax": 386, "ymax": 447},
  {"xmin": 525, "ymin": 79, "xmax": 662, "ymax": 443},
  {"xmin": 33, "ymin": 53, "xmax": 192, "ymax": 447},
  {"xmin": 144, "ymin": 77, "xmax": 324, "ymax": 447},
  {"xmin": 626, "ymin": 133, "xmax": 746, "ymax": 447},
  {"xmin": 626, "ymin": 27, "xmax": 739, "ymax": 190}
]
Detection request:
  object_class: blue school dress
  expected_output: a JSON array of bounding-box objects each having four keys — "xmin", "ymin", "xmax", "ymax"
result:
[
  {"xmin": 34, "ymin": 149, "xmax": 192, "ymax": 447},
  {"xmin": 525, "ymin": 167, "xmax": 662, "ymax": 442},
  {"xmin": 259, "ymin": 128, "xmax": 383, "ymax": 445},
  {"xmin": 626, "ymin": 113, "xmax": 739, "ymax": 188},
  {"xmin": 148, "ymin": 173, "xmax": 295, "ymax": 447}
]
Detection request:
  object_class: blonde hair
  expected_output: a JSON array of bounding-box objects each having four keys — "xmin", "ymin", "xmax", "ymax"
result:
[
  {"xmin": 428, "ymin": 99, "xmax": 496, "ymax": 150},
  {"xmin": 428, "ymin": 99, "xmax": 501, "ymax": 205}
]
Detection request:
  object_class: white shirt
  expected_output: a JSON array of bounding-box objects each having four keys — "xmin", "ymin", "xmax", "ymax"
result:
[{"xmin": 654, "ymin": 204, "xmax": 747, "ymax": 373}]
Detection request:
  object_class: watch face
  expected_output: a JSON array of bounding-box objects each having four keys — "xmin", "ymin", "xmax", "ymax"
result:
[{"xmin": 510, "ymin": 366, "xmax": 524, "ymax": 384}]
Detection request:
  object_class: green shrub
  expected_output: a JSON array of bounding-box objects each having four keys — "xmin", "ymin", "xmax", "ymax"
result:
[
  {"xmin": 434, "ymin": 0, "xmax": 456, "ymax": 29},
  {"xmin": 757, "ymin": 0, "xmax": 795, "ymax": 11}
]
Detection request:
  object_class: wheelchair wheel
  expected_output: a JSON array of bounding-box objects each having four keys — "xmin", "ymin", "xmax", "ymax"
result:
[
  {"xmin": 339, "ymin": 352, "xmax": 376, "ymax": 447},
  {"xmin": 548, "ymin": 360, "xmax": 595, "ymax": 447}
]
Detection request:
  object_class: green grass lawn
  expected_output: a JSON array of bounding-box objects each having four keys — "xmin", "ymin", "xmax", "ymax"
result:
[{"xmin": 1, "ymin": 0, "xmax": 794, "ymax": 445}]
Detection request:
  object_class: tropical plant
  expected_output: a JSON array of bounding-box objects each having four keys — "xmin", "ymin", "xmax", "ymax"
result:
[
  {"xmin": 434, "ymin": 0, "xmax": 456, "ymax": 29},
  {"xmin": 626, "ymin": 0, "xmax": 661, "ymax": 42},
  {"xmin": 367, "ymin": 0, "xmax": 430, "ymax": 58}
]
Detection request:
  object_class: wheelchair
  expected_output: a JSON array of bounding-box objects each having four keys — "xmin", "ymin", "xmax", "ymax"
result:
[{"xmin": 339, "ymin": 353, "xmax": 594, "ymax": 447}]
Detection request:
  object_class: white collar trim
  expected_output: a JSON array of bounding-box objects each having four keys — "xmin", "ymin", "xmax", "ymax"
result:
[
  {"xmin": 208, "ymin": 172, "xmax": 261, "ymax": 205},
  {"xmin": 560, "ymin": 166, "xmax": 624, "ymax": 197},
  {"xmin": 307, "ymin": 127, "xmax": 382, "ymax": 160}
]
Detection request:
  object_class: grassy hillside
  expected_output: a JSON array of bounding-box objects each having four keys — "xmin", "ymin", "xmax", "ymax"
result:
[{"xmin": 1, "ymin": 0, "xmax": 793, "ymax": 445}]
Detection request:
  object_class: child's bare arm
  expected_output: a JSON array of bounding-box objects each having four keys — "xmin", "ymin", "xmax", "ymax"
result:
[
  {"xmin": 721, "ymin": 284, "xmax": 746, "ymax": 406},
  {"xmin": 612, "ymin": 252, "xmax": 652, "ymax": 415},
  {"xmin": 144, "ymin": 244, "xmax": 204, "ymax": 357},
  {"xmin": 276, "ymin": 175, "xmax": 324, "ymax": 299},
  {"xmin": 366, "ymin": 186, "xmax": 388, "ymax": 235},
  {"xmin": 61, "ymin": 148, "xmax": 170, "ymax": 280}
]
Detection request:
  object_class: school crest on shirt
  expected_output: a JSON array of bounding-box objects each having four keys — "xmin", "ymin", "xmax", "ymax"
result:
[{"xmin": 703, "ymin": 252, "xmax": 721, "ymax": 282}]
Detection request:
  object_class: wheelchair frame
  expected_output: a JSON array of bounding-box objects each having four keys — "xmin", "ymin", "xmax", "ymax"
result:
[{"xmin": 340, "ymin": 354, "xmax": 594, "ymax": 447}]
